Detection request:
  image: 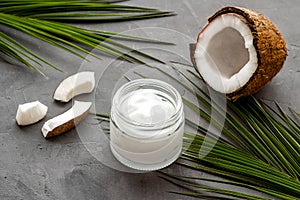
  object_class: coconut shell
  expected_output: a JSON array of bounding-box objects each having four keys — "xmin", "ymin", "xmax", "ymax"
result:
[
  {"xmin": 193, "ymin": 6, "xmax": 287, "ymax": 101},
  {"xmin": 44, "ymin": 108, "xmax": 89, "ymax": 138}
]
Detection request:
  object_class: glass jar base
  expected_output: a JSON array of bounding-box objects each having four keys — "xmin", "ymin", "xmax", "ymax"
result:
[{"xmin": 110, "ymin": 143, "xmax": 182, "ymax": 171}]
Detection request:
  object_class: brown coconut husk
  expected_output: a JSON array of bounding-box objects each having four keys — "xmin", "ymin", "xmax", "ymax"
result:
[
  {"xmin": 192, "ymin": 6, "xmax": 287, "ymax": 101},
  {"xmin": 44, "ymin": 108, "xmax": 89, "ymax": 138}
]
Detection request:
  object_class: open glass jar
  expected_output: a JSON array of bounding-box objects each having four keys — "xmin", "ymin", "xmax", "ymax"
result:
[{"xmin": 110, "ymin": 79, "xmax": 184, "ymax": 171}]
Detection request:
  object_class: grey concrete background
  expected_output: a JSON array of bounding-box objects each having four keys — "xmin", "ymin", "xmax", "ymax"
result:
[{"xmin": 0, "ymin": 0, "xmax": 299, "ymax": 199}]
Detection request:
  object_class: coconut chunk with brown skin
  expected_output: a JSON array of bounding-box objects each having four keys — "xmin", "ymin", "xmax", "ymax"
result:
[
  {"xmin": 42, "ymin": 101, "xmax": 92, "ymax": 138},
  {"xmin": 16, "ymin": 101, "xmax": 48, "ymax": 126},
  {"xmin": 54, "ymin": 71, "xmax": 95, "ymax": 102},
  {"xmin": 193, "ymin": 7, "xmax": 287, "ymax": 101}
]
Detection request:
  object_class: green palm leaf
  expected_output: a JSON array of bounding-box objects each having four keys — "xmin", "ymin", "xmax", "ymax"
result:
[
  {"xmin": 0, "ymin": 1, "xmax": 174, "ymax": 21},
  {"xmin": 159, "ymin": 65, "xmax": 300, "ymax": 199},
  {"xmin": 96, "ymin": 64, "xmax": 300, "ymax": 199},
  {"xmin": 0, "ymin": 0, "xmax": 175, "ymax": 75}
]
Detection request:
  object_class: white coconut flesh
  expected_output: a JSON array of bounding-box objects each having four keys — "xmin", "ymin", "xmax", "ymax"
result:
[
  {"xmin": 41, "ymin": 101, "xmax": 92, "ymax": 137},
  {"xmin": 194, "ymin": 13, "xmax": 258, "ymax": 93},
  {"xmin": 16, "ymin": 101, "xmax": 48, "ymax": 126},
  {"xmin": 54, "ymin": 71, "xmax": 95, "ymax": 102}
]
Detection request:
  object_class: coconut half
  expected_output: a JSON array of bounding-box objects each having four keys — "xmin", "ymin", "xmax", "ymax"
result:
[
  {"xmin": 193, "ymin": 7, "xmax": 287, "ymax": 101},
  {"xmin": 54, "ymin": 71, "xmax": 95, "ymax": 102},
  {"xmin": 16, "ymin": 101, "xmax": 48, "ymax": 126},
  {"xmin": 42, "ymin": 101, "xmax": 92, "ymax": 138}
]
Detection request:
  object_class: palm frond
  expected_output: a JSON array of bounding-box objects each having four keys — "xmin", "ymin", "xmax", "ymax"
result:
[
  {"xmin": 160, "ymin": 64, "xmax": 300, "ymax": 199},
  {"xmin": 160, "ymin": 173, "xmax": 273, "ymax": 200},
  {"xmin": 176, "ymin": 132, "xmax": 300, "ymax": 199},
  {"xmin": 95, "ymin": 63, "xmax": 300, "ymax": 199},
  {"xmin": 0, "ymin": 1, "xmax": 171, "ymax": 19},
  {"xmin": 0, "ymin": 31, "xmax": 62, "ymax": 75},
  {"xmin": 159, "ymin": 66, "xmax": 300, "ymax": 179},
  {"xmin": 0, "ymin": 0, "xmax": 175, "ymax": 75}
]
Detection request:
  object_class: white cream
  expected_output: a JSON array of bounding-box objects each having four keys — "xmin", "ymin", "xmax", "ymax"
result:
[{"xmin": 110, "ymin": 79, "xmax": 184, "ymax": 171}]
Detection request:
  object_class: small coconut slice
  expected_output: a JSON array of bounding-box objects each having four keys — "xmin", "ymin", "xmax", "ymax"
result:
[
  {"xmin": 54, "ymin": 71, "xmax": 95, "ymax": 102},
  {"xmin": 16, "ymin": 101, "xmax": 48, "ymax": 126},
  {"xmin": 192, "ymin": 7, "xmax": 287, "ymax": 101},
  {"xmin": 42, "ymin": 101, "xmax": 92, "ymax": 138}
]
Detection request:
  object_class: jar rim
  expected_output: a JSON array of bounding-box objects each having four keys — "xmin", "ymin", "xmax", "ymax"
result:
[{"xmin": 111, "ymin": 79, "xmax": 183, "ymax": 128}]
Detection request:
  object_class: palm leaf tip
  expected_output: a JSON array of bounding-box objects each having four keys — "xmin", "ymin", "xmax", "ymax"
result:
[
  {"xmin": 27, "ymin": 11, "xmax": 176, "ymax": 23},
  {"xmin": 0, "ymin": 0, "xmax": 175, "ymax": 74}
]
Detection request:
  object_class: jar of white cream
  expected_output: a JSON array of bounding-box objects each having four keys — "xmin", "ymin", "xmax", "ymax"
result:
[{"xmin": 110, "ymin": 79, "xmax": 184, "ymax": 171}]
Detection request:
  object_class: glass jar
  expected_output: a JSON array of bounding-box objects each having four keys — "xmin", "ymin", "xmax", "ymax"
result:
[{"xmin": 110, "ymin": 79, "xmax": 185, "ymax": 171}]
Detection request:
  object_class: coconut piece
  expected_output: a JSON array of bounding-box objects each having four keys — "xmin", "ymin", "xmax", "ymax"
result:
[
  {"xmin": 42, "ymin": 101, "xmax": 92, "ymax": 138},
  {"xmin": 54, "ymin": 71, "xmax": 95, "ymax": 102},
  {"xmin": 193, "ymin": 7, "xmax": 287, "ymax": 101},
  {"xmin": 16, "ymin": 101, "xmax": 48, "ymax": 126}
]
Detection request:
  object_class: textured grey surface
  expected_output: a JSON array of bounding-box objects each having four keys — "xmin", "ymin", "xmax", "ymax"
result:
[{"xmin": 0, "ymin": 0, "xmax": 299, "ymax": 200}]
